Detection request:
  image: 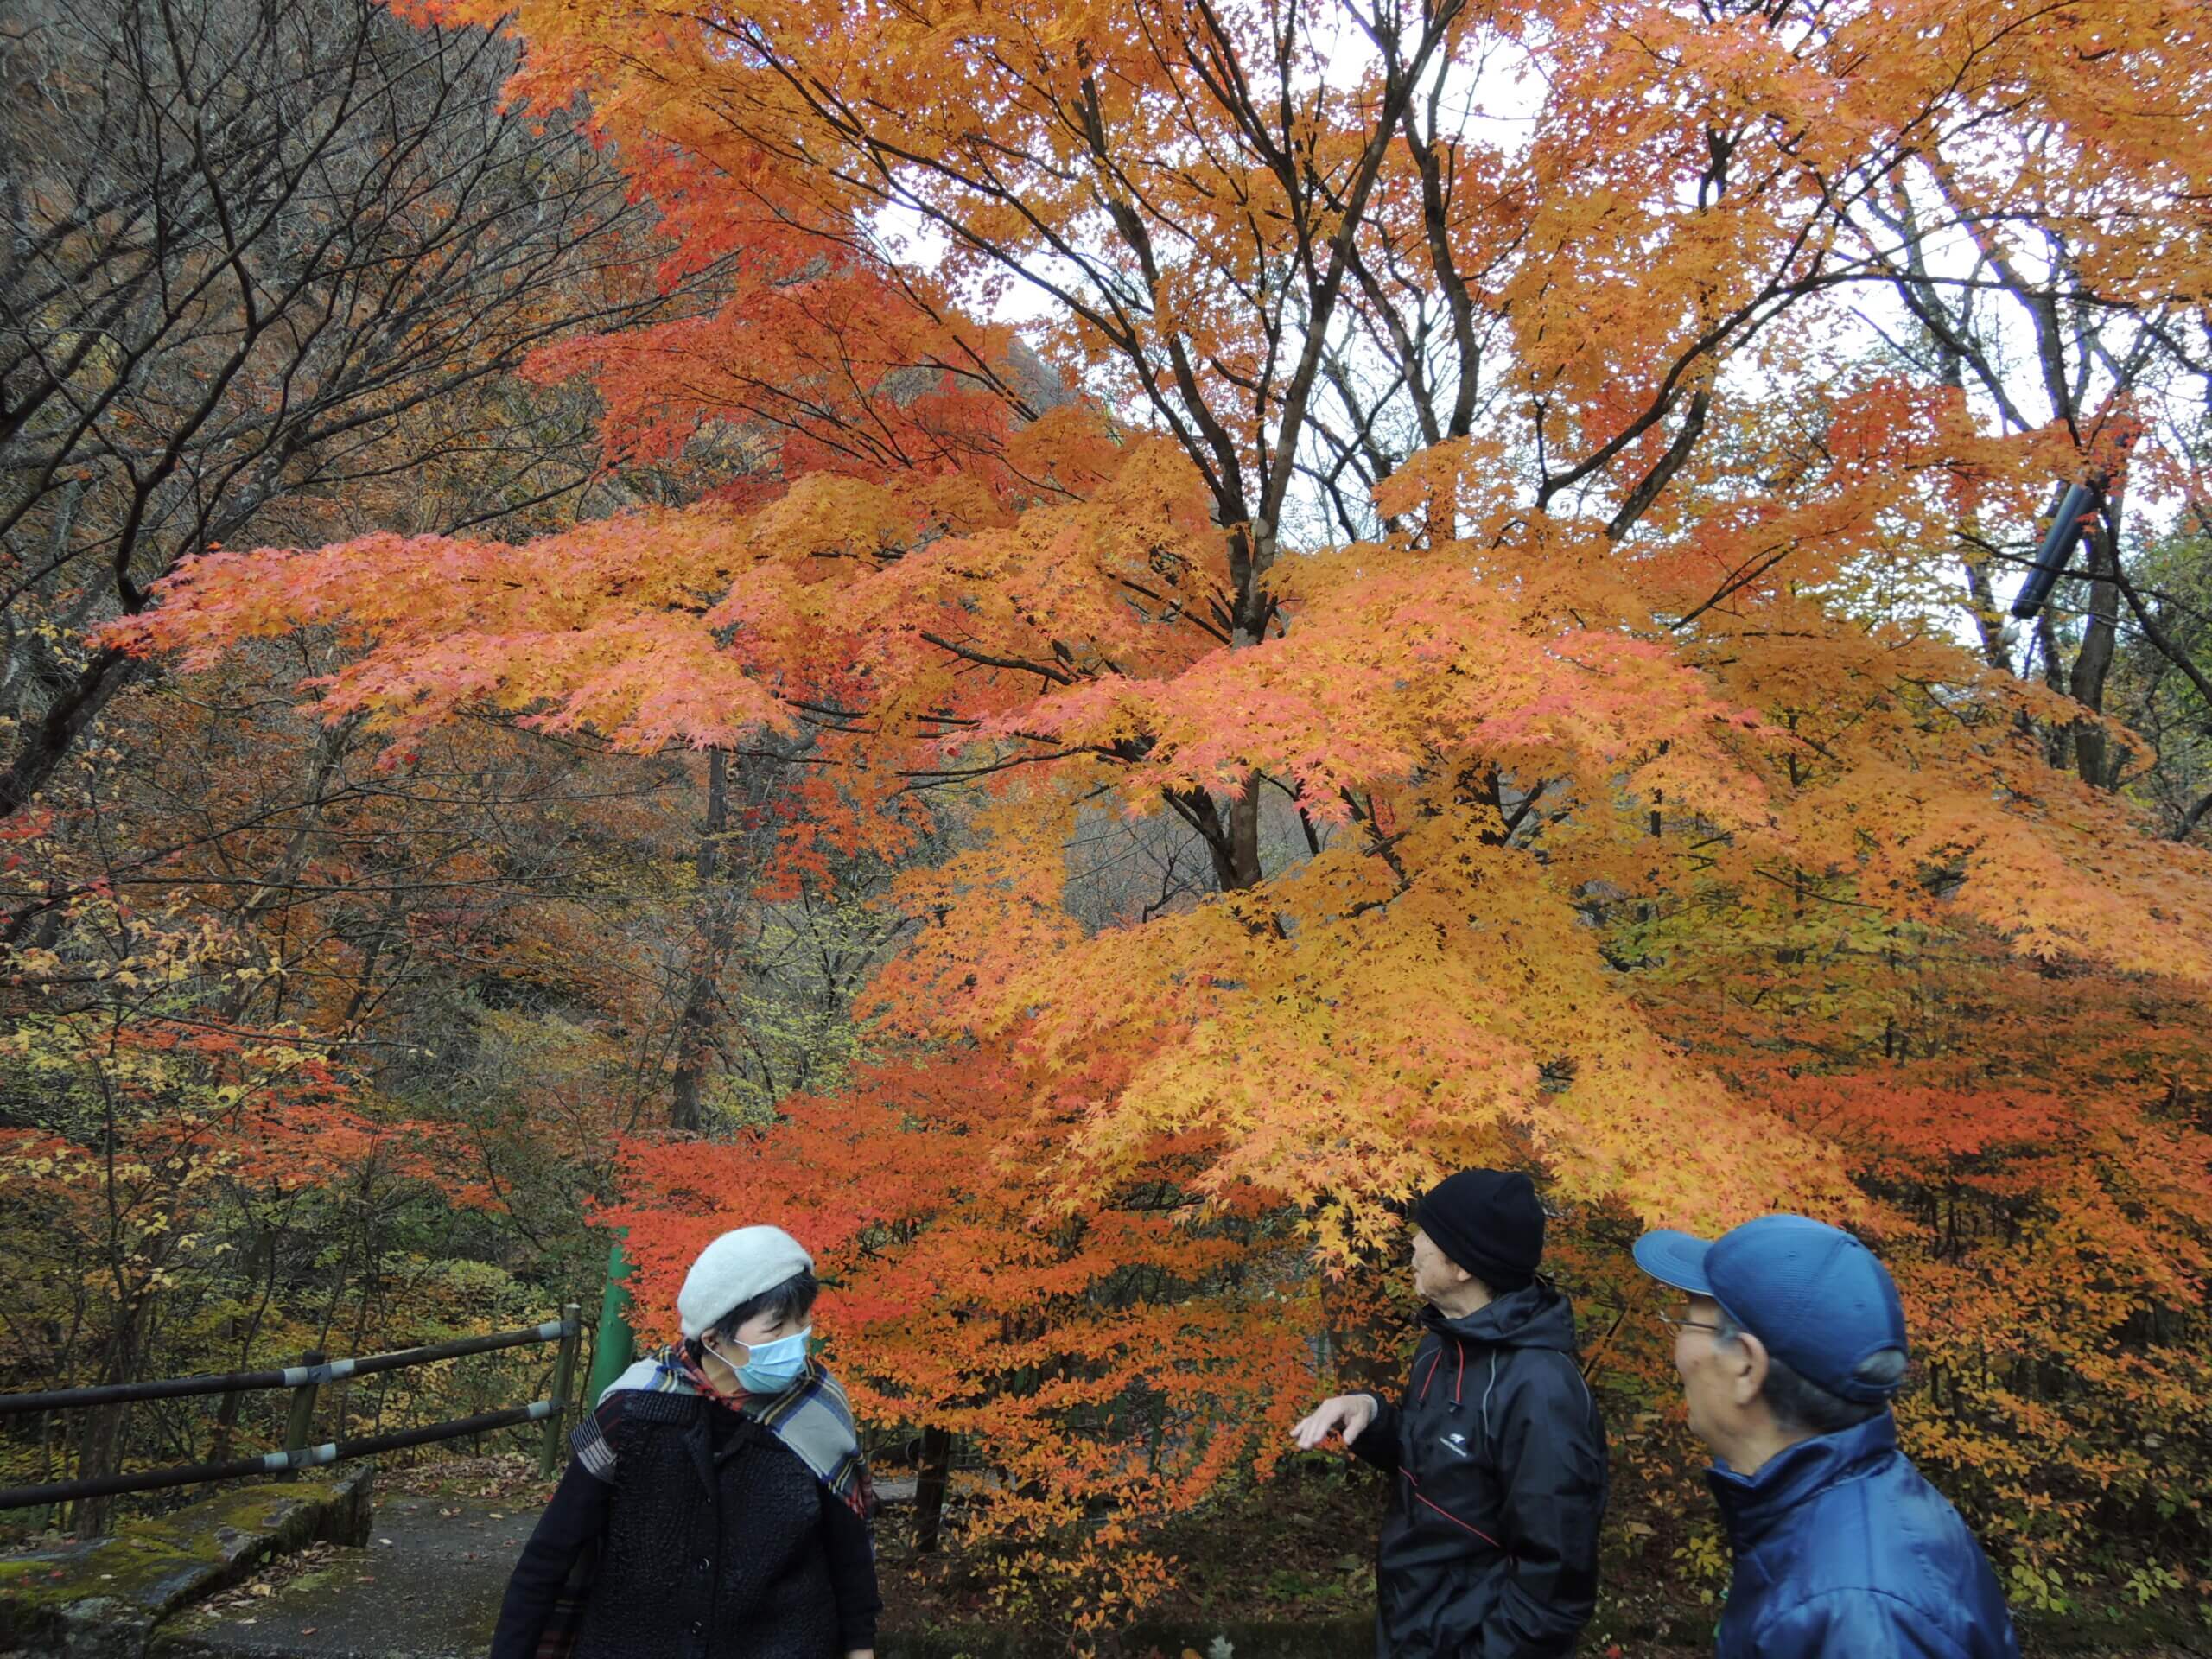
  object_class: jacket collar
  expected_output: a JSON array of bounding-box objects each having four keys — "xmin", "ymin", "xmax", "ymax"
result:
[
  {"xmin": 1706, "ymin": 1412, "xmax": 1899, "ymax": 1551},
  {"xmin": 1421, "ymin": 1279, "xmax": 1578, "ymax": 1351}
]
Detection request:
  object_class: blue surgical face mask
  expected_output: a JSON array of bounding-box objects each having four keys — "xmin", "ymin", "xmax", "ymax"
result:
[{"xmin": 709, "ymin": 1328, "xmax": 811, "ymax": 1393}]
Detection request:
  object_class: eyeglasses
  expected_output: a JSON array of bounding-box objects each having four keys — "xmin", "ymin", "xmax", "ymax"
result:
[{"xmin": 1655, "ymin": 1308, "xmax": 1726, "ymax": 1335}]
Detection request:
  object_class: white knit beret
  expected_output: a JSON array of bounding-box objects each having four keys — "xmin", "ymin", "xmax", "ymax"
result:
[{"xmin": 676, "ymin": 1225, "xmax": 814, "ymax": 1339}]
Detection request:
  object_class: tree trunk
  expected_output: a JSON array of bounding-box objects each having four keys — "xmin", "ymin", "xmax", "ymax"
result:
[
  {"xmin": 912, "ymin": 1425, "xmax": 956, "ymax": 1554},
  {"xmin": 2067, "ymin": 503, "xmax": 2123, "ymax": 789},
  {"xmin": 207, "ymin": 1382, "xmax": 245, "ymax": 1465},
  {"xmin": 1166, "ymin": 773, "xmax": 1267, "ymax": 894},
  {"xmin": 1227, "ymin": 772, "xmax": 1264, "ymax": 890},
  {"xmin": 2036, "ymin": 609, "xmax": 2074, "ymax": 774},
  {"xmin": 671, "ymin": 749, "xmax": 737, "ymax": 1130},
  {"xmin": 0, "ymin": 648, "xmax": 144, "ymax": 817},
  {"xmin": 67, "ymin": 1308, "xmax": 141, "ymax": 1536},
  {"xmin": 1318, "ymin": 1268, "xmax": 1401, "ymax": 1398}
]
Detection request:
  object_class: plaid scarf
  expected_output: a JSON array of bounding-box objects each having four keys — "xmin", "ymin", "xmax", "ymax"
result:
[{"xmin": 578, "ymin": 1344, "xmax": 874, "ymax": 1517}]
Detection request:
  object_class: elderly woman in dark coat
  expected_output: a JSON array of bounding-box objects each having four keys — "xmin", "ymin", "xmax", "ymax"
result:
[{"xmin": 490, "ymin": 1226, "xmax": 880, "ymax": 1659}]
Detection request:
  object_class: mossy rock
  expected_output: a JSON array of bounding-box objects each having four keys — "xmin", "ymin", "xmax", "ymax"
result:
[
  {"xmin": 0, "ymin": 1531, "xmax": 217, "ymax": 1659},
  {"xmin": 0, "ymin": 1466, "xmax": 372, "ymax": 1659}
]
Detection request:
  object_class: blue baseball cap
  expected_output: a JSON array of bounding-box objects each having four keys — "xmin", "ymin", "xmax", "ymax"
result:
[{"xmin": 1634, "ymin": 1214, "xmax": 1909, "ymax": 1402}]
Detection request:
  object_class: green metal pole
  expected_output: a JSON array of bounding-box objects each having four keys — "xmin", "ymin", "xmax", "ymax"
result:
[{"xmin": 582, "ymin": 1236, "xmax": 635, "ymax": 1408}]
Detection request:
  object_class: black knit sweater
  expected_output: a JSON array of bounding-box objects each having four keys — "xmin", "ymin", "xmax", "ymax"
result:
[{"xmin": 490, "ymin": 1390, "xmax": 880, "ymax": 1659}]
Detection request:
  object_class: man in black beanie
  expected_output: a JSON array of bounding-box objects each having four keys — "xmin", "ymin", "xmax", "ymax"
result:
[{"xmin": 1294, "ymin": 1170, "xmax": 1609, "ymax": 1658}]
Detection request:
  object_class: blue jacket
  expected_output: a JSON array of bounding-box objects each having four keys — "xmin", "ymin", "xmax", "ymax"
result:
[{"xmin": 1709, "ymin": 1414, "xmax": 2018, "ymax": 1659}]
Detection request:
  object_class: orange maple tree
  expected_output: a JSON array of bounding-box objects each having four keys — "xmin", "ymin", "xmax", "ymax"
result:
[{"xmin": 111, "ymin": 0, "xmax": 2212, "ymax": 1614}]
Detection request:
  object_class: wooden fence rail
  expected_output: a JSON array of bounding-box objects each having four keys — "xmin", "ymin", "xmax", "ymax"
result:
[{"xmin": 0, "ymin": 1305, "xmax": 582, "ymax": 1513}]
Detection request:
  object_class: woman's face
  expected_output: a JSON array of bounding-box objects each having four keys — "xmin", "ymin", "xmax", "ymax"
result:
[{"xmin": 698, "ymin": 1306, "xmax": 805, "ymax": 1390}]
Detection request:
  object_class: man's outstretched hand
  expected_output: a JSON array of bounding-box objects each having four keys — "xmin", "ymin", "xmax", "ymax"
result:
[{"xmin": 1292, "ymin": 1393, "xmax": 1380, "ymax": 1451}]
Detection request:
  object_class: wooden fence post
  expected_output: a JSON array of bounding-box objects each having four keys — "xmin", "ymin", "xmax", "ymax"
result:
[
  {"xmin": 538, "ymin": 1306, "xmax": 581, "ymax": 1478},
  {"xmin": 282, "ymin": 1351, "xmax": 324, "ymax": 1478}
]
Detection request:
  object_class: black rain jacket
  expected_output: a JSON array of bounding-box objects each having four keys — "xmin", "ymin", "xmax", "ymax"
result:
[
  {"xmin": 489, "ymin": 1391, "xmax": 879, "ymax": 1659},
  {"xmin": 1352, "ymin": 1282, "xmax": 1608, "ymax": 1659}
]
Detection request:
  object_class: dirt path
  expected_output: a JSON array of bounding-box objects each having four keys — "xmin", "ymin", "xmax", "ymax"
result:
[{"xmin": 151, "ymin": 1492, "xmax": 529, "ymax": 1659}]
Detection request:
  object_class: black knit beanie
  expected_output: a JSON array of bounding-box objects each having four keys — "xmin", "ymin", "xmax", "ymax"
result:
[{"xmin": 1414, "ymin": 1168, "xmax": 1545, "ymax": 1292}]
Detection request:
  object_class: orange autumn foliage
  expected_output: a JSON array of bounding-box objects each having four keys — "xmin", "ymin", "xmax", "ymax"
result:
[
  {"xmin": 111, "ymin": 0, "xmax": 2212, "ymax": 1618},
  {"xmin": 601, "ymin": 1039, "xmax": 1312, "ymax": 1629}
]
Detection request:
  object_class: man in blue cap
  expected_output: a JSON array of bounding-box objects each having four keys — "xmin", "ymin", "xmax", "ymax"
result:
[{"xmin": 1634, "ymin": 1214, "xmax": 2018, "ymax": 1658}]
